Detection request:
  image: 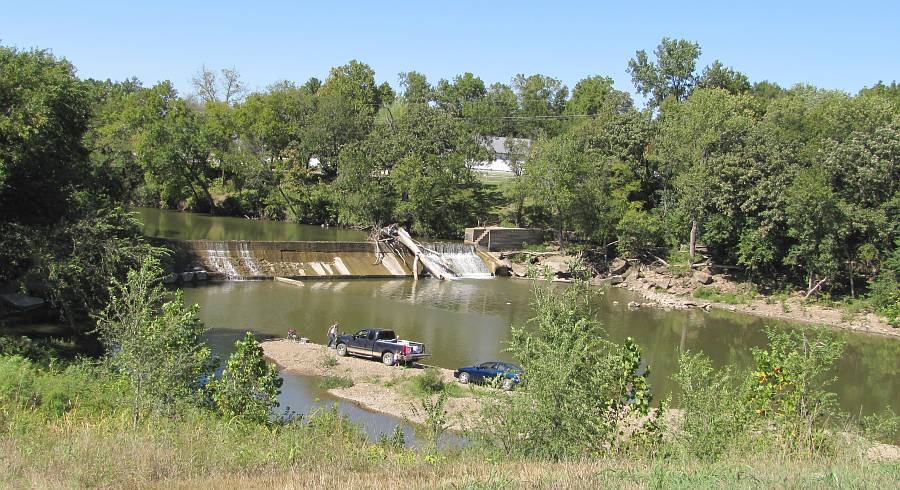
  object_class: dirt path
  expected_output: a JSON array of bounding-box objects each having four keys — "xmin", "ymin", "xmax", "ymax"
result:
[{"xmin": 261, "ymin": 339, "xmax": 486, "ymax": 430}]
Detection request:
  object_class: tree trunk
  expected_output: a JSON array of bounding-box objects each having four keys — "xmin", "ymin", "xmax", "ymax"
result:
[{"xmin": 689, "ymin": 219, "xmax": 697, "ymax": 260}]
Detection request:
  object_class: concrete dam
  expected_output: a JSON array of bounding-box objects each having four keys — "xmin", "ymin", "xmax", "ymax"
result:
[{"xmin": 165, "ymin": 239, "xmax": 493, "ymax": 280}]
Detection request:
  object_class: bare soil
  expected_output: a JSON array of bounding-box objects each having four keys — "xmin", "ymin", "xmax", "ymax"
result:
[{"xmin": 261, "ymin": 339, "xmax": 485, "ymax": 430}]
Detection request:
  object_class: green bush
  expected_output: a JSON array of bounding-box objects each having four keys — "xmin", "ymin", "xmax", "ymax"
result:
[
  {"xmin": 319, "ymin": 375, "xmax": 354, "ymax": 390},
  {"xmin": 616, "ymin": 208, "xmax": 665, "ymax": 258},
  {"xmin": 749, "ymin": 327, "xmax": 845, "ymax": 454},
  {"xmin": 673, "ymin": 352, "xmax": 753, "ymax": 460},
  {"xmin": 411, "ymin": 368, "xmax": 447, "ymax": 395}
]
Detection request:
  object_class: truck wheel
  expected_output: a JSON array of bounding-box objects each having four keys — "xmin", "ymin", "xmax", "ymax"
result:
[
  {"xmin": 501, "ymin": 378, "xmax": 515, "ymax": 391},
  {"xmin": 336, "ymin": 344, "xmax": 348, "ymax": 357},
  {"xmin": 382, "ymin": 352, "xmax": 395, "ymax": 366},
  {"xmin": 458, "ymin": 372, "xmax": 470, "ymax": 384}
]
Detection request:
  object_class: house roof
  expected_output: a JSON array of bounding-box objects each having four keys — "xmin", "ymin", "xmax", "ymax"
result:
[{"xmin": 483, "ymin": 136, "xmax": 532, "ymax": 155}]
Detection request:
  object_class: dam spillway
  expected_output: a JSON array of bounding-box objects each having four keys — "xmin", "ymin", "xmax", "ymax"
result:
[{"xmin": 167, "ymin": 240, "xmax": 422, "ymax": 279}]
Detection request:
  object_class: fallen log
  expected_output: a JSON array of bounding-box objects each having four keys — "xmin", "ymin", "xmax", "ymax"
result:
[
  {"xmin": 804, "ymin": 277, "xmax": 828, "ymax": 299},
  {"xmin": 392, "ymin": 227, "xmax": 452, "ymax": 280}
]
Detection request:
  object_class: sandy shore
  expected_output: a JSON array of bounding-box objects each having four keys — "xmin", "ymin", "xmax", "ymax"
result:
[
  {"xmin": 261, "ymin": 339, "xmax": 485, "ymax": 430},
  {"xmin": 619, "ymin": 282, "xmax": 900, "ymax": 339}
]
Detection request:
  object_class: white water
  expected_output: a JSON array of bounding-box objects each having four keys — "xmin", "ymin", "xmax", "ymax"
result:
[
  {"xmin": 238, "ymin": 241, "xmax": 261, "ymax": 276},
  {"xmin": 205, "ymin": 242, "xmax": 240, "ymax": 279},
  {"xmin": 422, "ymin": 242, "xmax": 493, "ymax": 279}
]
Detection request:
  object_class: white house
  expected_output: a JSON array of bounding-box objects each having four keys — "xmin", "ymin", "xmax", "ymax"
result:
[{"xmin": 474, "ymin": 136, "xmax": 532, "ymax": 173}]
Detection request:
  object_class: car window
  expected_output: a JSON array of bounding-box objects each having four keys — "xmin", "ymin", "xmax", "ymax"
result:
[
  {"xmin": 479, "ymin": 362, "xmax": 497, "ymax": 370},
  {"xmin": 378, "ymin": 330, "xmax": 396, "ymax": 340},
  {"xmin": 368, "ymin": 330, "xmax": 377, "ymax": 340},
  {"xmin": 499, "ymin": 363, "xmax": 521, "ymax": 372},
  {"xmin": 354, "ymin": 330, "xmax": 367, "ymax": 338}
]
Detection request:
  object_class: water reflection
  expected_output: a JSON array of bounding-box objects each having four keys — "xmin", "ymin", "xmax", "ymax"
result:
[
  {"xmin": 184, "ymin": 278, "xmax": 900, "ymax": 428},
  {"xmin": 134, "ymin": 207, "xmax": 367, "ymax": 242}
]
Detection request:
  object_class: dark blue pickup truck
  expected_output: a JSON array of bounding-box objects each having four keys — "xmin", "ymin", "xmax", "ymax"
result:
[{"xmin": 334, "ymin": 328, "xmax": 427, "ymax": 366}]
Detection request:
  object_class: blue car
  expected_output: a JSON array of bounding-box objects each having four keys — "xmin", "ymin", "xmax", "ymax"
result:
[{"xmin": 454, "ymin": 361, "xmax": 523, "ymax": 390}]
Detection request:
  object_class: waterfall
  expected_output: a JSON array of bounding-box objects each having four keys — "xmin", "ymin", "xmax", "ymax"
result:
[
  {"xmin": 205, "ymin": 241, "xmax": 240, "ymax": 279},
  {"xmin": 421, "ymin": 243, "xmax": 493, "ymax": 279},
  {"xmin": 238, "ymin": 241, "xmax": 261, "ymax": 276}
]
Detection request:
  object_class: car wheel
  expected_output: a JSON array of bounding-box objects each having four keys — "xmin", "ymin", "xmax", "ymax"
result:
[
  {"xmin": 501, "ymin": 378, "xmax": 514, "ymax": 391},
  {"xmin": 458, "ymin": 372, "xmax": 470, "ymax": 384},
  {"xmin": 336, "ymin": 344, "xmax": 347, "ymax": 357},
  {"xmin": 382, "ymin": 352, "xmax": 395, "ymax": 366}
]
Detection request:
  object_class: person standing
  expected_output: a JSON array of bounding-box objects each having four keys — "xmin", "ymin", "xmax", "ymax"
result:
[{"xmin": 327, "ymin": 322, "xmax": 339, "ymax": 348}]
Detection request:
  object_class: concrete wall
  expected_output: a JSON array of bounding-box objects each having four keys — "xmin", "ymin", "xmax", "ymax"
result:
[
  {"xmin": 165, "ymin": 240, "xmax": 421, "ymax": 279},
  {"xmin": 465, "ymin": 227, "xmax": 544, "ymax": 252}
]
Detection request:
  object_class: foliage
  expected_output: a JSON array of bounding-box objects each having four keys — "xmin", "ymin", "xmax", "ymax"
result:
[
  {"xmin": 318, "ymin": 375, "xmax": 354, "ymax": 390},
  {"xmin": 616, "ymin": 208, "xmax": 664, "ymax": 258},
  {"xmin": 210, "ymin": 332, "xmax": 283, "ymax": 423},
  {"xmin": 405, "ymin": 367, "xmax": 463, "ymax": 398},
  {"xmin": 415, "ymin": 390, "xmax": 451, "ymax": 450},
  {"xmin": 95, "ymin": 257, "xmax": 215, "ymax": 418},
  {"xmin": 0, "ymin": 46, "xmax": 89, "ymax": 226},
  {"xmin": 748, "ymin": 327, "xmax": 845, "ymax": 453},
  {"xmin": 627, "ymin": 37, "xmax": 701, "ymax": 109},
  {"xmin": 479, "ymin": 271, "xmax": 663, "ymax": 460},
  {"xmin": 673, "ymin": 352, "xmax": 754, "ymax": 460}
]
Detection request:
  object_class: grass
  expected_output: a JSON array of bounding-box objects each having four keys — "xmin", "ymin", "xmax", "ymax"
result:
[
  {"xmin": 666, "ymin": 249, "xmax": 694, "ymax": 278},
  {"xmin": 693, "ymin": 285, "xmax": 756, "ymax": 305},
  {"xmin": 2, "ymin": 353, "xmax": 898, "ymax": 488},
  {"xmin": 476, "ymin": 171, "xmax": 514, "ymax": 186},
  {"xmin": 320, "ymin": 354, "xmax": 338, "ymax": 369},
  {"xmin": 319, "ymin": 375, "xmax": 354, "ymax": 390},
  {"xmin": 402, "ymin": 368, "xmax": 464, "ymax": 398}
]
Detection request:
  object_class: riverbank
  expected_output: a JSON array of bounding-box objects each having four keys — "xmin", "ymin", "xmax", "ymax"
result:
[
  {"xmin": 261, "ymin": 339, "xmax": 488, "ymax": 430},
  {"xmin": 500, "ymin": 252, "xmax": 899, "ymax": 339}
]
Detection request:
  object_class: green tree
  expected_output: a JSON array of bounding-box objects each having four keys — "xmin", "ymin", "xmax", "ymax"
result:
[
  {"xmin": 628, "ymin": 37, "xmax": 702, "ymax": 109},
  {"xmin": 96, "ymin": 257, "xmax": 215, "ymax": 419},
  {"xmin": 784, "ymin": 168, "xmax": 846, "ymax": 292},
  {"xmin": 435, "ymin": 72, "xmax": 486, "ymax": 116},
  {"xmin": 128, "ymin": 81, "xmax": 215, "ymax": 210},
  {"xmin": 512, "ymin": 74, "xmax": 568, "ymax": 136},
  {"xmin": 523, "ymin": 134, "xmax": 586, "ymax": 246},
  {"xmin": 479, "ymin": 271, "xmax": 661, "ymax": 459},
  {"xmin": 697, "ymin": 60, "xmax": 751, "ymax": 94},
  {"xmin": 211, "ymin": 332, "xmax": 283, "ymax": 423},
  {"xmin": 398, "ymin": 71, "xmax": 432, "ymax": 104},
  {"xmin": 565, "ymin": 75, "xmax": 633, "ymax": 116},
  {"xmin": 463, "ymin": 82, "xmax": 519, "ymax": 136},
  {"xmin": 0, "ymin": 47, "xmax": 90, "ymax": 226},
  {"xmin": 313, "ymin": 60, "xmax": 381, "ymax": 176}
]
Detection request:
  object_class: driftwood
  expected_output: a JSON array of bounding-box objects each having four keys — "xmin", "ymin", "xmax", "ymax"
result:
[
  {"xmin": 380, "ymin": 226, "xmax": 452, "ymax": 280},
  {"xmin": 500, "ymin": 251, "xmax": 559, "ymax": 258},
  {"xmin": 804, "ymin": 277, "xmax": 828, "ymax": 299}
]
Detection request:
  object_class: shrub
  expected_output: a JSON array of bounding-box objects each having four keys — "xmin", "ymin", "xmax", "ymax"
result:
[
  {"xmin": 748, "ymin": 327, "xmax": 845, "ymax": 454},
  {"xmin": 616, "ymin": 208, "xmax": 664, "ymax": 258},
  {"xmin": 673, "ymin": 352, "xmax": 753, "ymax": 460},
  {"xmin": 412, "ymin": 368, "xmax": 447, "ymax": 395},
  {"xmin": 319, "ymin": 376, "xmax": 354, "ymax": 390},
  {"xmin": 210, "ymin": 332, "xmax": 283, "ymax": 423},
  {"xmin": 479, "ymin": 271, "xmax": 664, "ymax": 460}
]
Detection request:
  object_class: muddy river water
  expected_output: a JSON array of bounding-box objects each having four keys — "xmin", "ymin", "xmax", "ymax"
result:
[{"xmin": 138, "ymin": 208, "xmax": 900, "ymax": 439}]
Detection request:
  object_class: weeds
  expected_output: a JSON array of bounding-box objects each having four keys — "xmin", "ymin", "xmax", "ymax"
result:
[
  {"xmin": 320, "ymin": 354, "xmax": 338, "ymax": 369},
  {"xmin": 319, "ymin": 376, "xmax": 354, "ymax": 390},
  {"xmin": 692, "ymin": 285, "xmax": 754, "ymax": 305},
  {"xmin": 405, "ymin": 367, "xmax": 462, "ymax": 398}
]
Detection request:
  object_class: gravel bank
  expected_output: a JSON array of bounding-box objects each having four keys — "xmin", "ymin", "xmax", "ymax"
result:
[{"xmin": 262, "ymin": 339, "xmax": 484, "ymax": 430}]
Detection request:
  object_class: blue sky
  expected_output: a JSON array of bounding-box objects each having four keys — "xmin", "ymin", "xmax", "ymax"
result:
[{"xmin": 2, "ymin": 1, "xmax": 898, "ymax": 101}]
